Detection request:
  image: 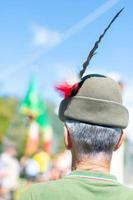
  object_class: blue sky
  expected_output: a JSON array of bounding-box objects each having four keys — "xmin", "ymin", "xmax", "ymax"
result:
[{"xmin": 0, "ymin": 0, "xmax": 133, "ymax": 104}]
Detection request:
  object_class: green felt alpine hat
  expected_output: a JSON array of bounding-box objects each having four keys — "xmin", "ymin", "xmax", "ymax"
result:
[{"xmin": 59, "ymin": 74, "xmax": 129, "ymax": 129}]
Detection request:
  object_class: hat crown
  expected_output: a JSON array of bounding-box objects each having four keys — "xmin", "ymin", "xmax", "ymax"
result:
[{"xmin": 77, "ymin": 75, "xmax": 122, "ymax": 103}]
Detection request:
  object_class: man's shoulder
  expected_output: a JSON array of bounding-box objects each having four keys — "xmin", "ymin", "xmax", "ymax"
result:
[
  {"xmin": 30, "ymin": 177, "xmax": 70, "ymax": 191},
  {"xmin": 110, "ymin": 182, "xmax": 133, "ymax": 199},
  {"xmin": 118, "ymin": 183, "xmax": 133, "ymax": 194},
  {"xmin": 20, "ymin": 178, "xmax": 133, "ymax": 200},
  {"xmin": 20, "ymin": 178, "xmax": 72, "ymax": 200}
]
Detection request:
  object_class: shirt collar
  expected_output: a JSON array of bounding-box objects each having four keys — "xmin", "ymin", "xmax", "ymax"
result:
[{"xmin": 66, "ymin": 170, "xmax": 117, "ymax": 183}]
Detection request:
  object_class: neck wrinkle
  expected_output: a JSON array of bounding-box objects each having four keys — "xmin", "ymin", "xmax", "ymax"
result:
[{"xmin": 71, "ymin": 153, "xmax": 111, "ymax": 174}]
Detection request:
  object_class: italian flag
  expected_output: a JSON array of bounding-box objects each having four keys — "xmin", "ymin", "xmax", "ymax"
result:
[{"xmin": 20, "ymin": 77, "xmax": 53, "ymax": 155}]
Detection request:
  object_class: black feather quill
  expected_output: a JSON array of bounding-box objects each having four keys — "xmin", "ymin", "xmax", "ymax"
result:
[{"xmin": 79, "ymin": 8, "xmax": 124, "ymax": 78}]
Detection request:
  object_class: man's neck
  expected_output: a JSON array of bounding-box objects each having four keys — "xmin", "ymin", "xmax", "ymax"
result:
[{"xmin": 72, "ymin": 153, "xmax": 111, "ymax": 174}]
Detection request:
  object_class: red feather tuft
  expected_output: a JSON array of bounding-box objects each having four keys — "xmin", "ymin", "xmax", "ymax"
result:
[{"xmin": 55, "ymin": 82, "xmax": 79, "ymax": 98}]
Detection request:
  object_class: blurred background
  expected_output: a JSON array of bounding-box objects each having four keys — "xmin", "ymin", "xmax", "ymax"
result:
[{"xmin": 0, "ymin": 0, "xmax": 133, "ymax": 199}]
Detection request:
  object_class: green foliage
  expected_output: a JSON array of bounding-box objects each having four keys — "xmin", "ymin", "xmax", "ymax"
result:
[
  {"xmin": 6, "ymin": 114, "xmax": 29, "ymax": 159},
  {"xmin": 0, "ymin": 97, "xmax": 18, "ymax": 141}
]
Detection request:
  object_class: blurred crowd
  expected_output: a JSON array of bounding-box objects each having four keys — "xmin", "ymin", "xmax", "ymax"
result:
[{"xmin": 0, "ymin": 145, "xmax": 71, "ymax": 200}]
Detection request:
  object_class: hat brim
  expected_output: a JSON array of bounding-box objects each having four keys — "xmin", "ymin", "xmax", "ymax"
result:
[{"xmin": 59, "ymin": 96, "xmax": 129, "ymax": 129}]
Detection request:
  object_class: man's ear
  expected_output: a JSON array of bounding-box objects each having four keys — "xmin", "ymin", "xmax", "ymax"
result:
[
  {"xmin": 114, "ymin": 130, "xmax": 125, "ymax": 151},
  {"xmin": 64, "ymin": 126, "xmax": 72, "ymax": 150}
]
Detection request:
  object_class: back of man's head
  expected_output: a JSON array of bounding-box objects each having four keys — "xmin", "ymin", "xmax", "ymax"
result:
[{"xmin": 65, "ymin": 120, "xmax": 122, "ymax": 160}]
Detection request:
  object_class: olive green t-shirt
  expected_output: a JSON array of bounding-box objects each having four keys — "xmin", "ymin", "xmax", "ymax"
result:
[{"xmin": 20, "ymin": 170, "xmax": 133, "ymax": 200}]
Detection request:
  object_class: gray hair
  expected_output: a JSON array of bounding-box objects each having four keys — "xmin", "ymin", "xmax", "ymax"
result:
[{"xmin": 65, "ymin": 120, "xmax": 122, "ymax": 158}]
